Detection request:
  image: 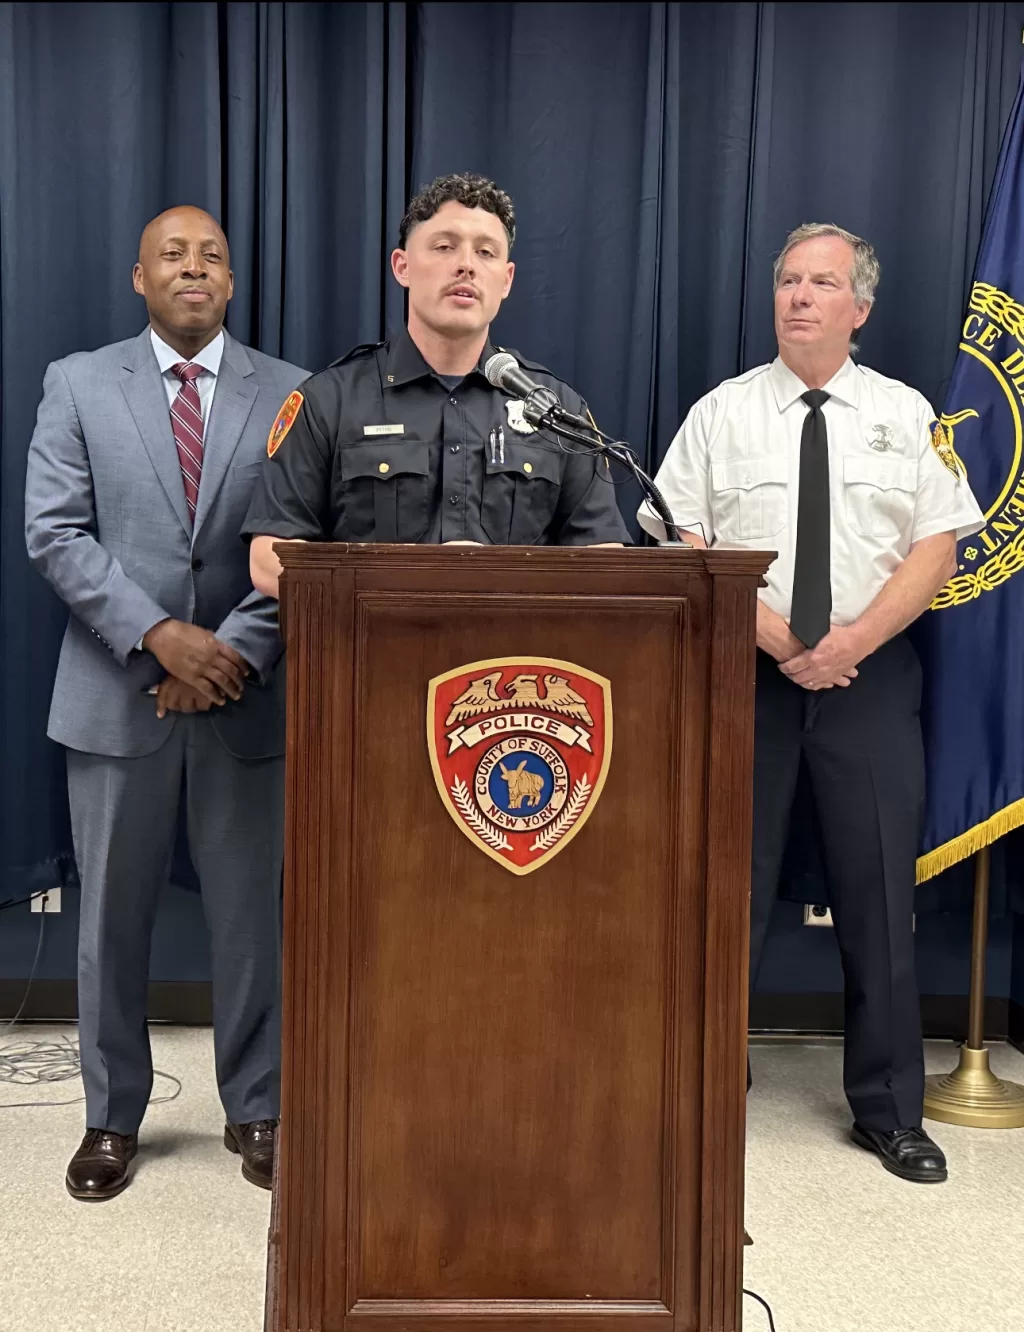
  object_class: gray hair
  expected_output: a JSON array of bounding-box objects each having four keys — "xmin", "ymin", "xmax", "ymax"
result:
[{"xmin": 773, "ymin": 222, "xmax": 880, "ymax": 306}]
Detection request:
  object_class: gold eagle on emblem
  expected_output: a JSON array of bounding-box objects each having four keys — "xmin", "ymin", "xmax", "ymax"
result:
[
  {"xmin": 445, "ymin": 670, "xmax": 594, "ymax": 726},
  {"xmin": 444, "ymin": 672, "xmax": 503, "ymax": 725},
  {"xmin": 537, "ymin": 675, "xmax": 594, "ymax": 724}
]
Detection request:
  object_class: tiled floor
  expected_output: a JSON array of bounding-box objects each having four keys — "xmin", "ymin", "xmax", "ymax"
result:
[
  {"xmin": 1, "ymin": 1025, "xmax": 1022, "ymax": 1331},
  {"xmin": 743, "ymin": 1038, "xmax": 1024, "ymax": 1332}
]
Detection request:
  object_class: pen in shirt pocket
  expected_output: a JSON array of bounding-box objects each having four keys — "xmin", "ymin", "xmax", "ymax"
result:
[{"xmin": 488, "ymin": 427, "xmax": 498, "ymax": 465}]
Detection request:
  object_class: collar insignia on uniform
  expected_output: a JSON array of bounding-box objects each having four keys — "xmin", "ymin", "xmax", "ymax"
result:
[
  {"xmin": 363, "ymin": 423, "xmax": 404, "ymax": 437},
  {"xmin": 267, "ymin": 391, "xmax": 303, "ymax": 458},
  {"xmin": 867, "ymin": 423, "xmax": 895, "ymax": 452},
  {"xmin": 504, "ymin": 398, "xmax": 536, "ymax": 435},
  {"xmin": 427, "ymin": 658, "xmax": 612, "ymax": 875},
  {"xmin": 930, "ymin": 413, "xmax": 974, "ymax": 480}
]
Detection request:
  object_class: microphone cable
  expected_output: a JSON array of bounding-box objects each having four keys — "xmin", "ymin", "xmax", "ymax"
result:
[
  {"xmin": 526, "ymin": 409, "xmax": 683, "ymax": 541},
  {"xmin": 744, "ymin": 1287, "xmax": 779, "ymax": 1330}
]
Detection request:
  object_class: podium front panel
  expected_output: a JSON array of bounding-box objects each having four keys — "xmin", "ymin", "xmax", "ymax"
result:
[{"xmin": 269, "ymin": 547, "xmax": 765, "ymax": 1332}]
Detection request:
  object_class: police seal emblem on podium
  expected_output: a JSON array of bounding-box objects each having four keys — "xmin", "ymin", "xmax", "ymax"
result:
[{"xmin": 427, "ymin": 657, "xmax": 612, "ymax": 875}]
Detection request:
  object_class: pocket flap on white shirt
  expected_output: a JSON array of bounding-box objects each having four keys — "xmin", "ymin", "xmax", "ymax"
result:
[
  {"xmin": 711, "ymin": 457, "xmax": 788, "ymax": 492},
  {"xmin": 843, "ymin": 456, "xmax": 917, "ymax": 492}
]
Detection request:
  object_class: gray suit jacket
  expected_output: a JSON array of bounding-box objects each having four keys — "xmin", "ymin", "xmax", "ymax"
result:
[{"xmin": 25, "ymin": 328, "xmax": 307, "ymax": 760}]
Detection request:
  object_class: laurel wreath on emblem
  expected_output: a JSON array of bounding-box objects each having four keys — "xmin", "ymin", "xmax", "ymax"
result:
[
  {"xmin": 451, "ymin": 779, "xmax": 513, "ymax": 851},
  {"xmin": 932, "ymin": 529, "xmax": 1024, "ymax": 609},
  {"xmin": 528, "ymin": 776, "xmax": 592, "ymax": 852}
]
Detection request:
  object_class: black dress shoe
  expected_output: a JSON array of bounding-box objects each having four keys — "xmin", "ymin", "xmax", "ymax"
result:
[
  {"xmin": 225, "ymin": 1118, "xmax": 278, "ymax": 1189},
  {"xmin": 66, "ymin": 1129, "xmax": 138, "ymax": 1201},
  {"xmin": 850, "ymin": 1123, "xmax": 948, "ymax": 1183}
]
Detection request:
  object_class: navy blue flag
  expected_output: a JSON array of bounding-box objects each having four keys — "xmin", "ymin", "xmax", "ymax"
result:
[{"xmin": 917, "ymin": 62, "xmax": 1024, "ymax": 882}]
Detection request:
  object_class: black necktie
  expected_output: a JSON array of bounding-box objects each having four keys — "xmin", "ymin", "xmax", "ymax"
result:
[{"xmin": 789, "ymin": 389, "xmax": 832, "ymax": 648}]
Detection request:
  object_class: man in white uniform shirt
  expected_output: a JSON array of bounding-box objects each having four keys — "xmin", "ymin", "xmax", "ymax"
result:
[{"xmin": 641, "ymin": 223, "xmax": 983, "ymax": 1183}]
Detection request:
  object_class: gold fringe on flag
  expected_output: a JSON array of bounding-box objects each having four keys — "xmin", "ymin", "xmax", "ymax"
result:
[{"xmin": 916, "ymin": 795, "xmax": 1024, "ymax": 883}]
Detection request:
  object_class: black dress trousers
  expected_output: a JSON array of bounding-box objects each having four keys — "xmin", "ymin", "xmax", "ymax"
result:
[{"xmin": 749, "ymin": 633, "xmax": 926, "ymax": 1132}]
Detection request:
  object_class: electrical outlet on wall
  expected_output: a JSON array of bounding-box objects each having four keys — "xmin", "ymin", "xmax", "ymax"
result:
[
  {"xmin": 30, "ymin": 888, "xmax": 61, "ymax": 913},
  {"xmin": 803, "ymin": 902, "xmax": 915, "ymax": 931}
]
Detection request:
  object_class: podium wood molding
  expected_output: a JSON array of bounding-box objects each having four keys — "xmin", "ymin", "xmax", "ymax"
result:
[
  {"xmin": 270, "ymin": 569, "xmax": 348, "ymax": 1332},
  {"xmin": 268, "ymin": 544, "xmax": 768, "ymax": 1332},
  {"xmin": 699, "ymin": 575, "xmax": 757, "ymax": 1331}
]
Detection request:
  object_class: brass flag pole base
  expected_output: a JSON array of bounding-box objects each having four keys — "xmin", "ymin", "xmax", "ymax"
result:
[
  {"xmin": 924, "ymin": 1046, "xmax": 1024, "ymax": 1128},
  {"xmin": 923, "ymin": 845, "xmax": 1024, "ymax": 1130}
]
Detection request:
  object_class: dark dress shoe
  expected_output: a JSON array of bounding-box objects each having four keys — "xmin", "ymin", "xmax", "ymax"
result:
[
  {"xmin": 66, "ymin": 1129, "xmax": 138, "ymax": 1201},
  {"xmin": 850, "ymin": 1123, "xmax": 948, "ymax": 1183},
  {"xmin": 224, "ymin": 1118, "xmax": 278, "ymax": 1189}
]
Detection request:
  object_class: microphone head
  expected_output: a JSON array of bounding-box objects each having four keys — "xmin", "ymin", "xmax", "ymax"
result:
[{"xmin": 484, "ymin": 351, "xmax": 519, "ymax": 389}]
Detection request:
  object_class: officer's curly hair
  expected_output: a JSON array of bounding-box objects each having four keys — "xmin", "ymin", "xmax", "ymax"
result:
[{"xmin": 399, "ymin": 173, "xmax": 516, "ymax": 253}]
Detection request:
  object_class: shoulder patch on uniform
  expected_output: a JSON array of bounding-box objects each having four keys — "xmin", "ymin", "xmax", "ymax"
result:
[
  {"xmin": 268, "ymin": 391, "xmax": 304, "ymax": 457},
  {"xmin": 328, "ymin": 341, "xmax": 386, "ymax": 369},
  {"xmin": 929, "ymin": 415, "xmax": 971, "ymax": 480}
]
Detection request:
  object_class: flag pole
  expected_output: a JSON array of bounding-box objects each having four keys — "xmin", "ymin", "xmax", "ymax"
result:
[{"xmin": 923, "ymin": 845, "xmax": 1024, "ymax": 1128}]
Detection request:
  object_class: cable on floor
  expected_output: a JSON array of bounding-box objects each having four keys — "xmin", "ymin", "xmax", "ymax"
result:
[
  {"xmin": 744, "ymin": 1287, "xmax": 779, "ymax": 1331},
  {"xmin": 0, "ymin": 908, "xmax": 182, "ymax": 1110}
]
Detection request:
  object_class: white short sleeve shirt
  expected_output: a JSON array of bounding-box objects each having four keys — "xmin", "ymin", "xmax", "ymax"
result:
[{"xmin": 639, "ymin": 357, "xmax": 985, "ymax": 625}]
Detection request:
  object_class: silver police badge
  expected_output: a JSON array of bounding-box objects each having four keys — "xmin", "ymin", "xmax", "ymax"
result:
[
  {"xmin": 504, "ymin": 399, "xmax": 536, "ymax": 435},
  {"xmin": 868, "ymin": 423, "xmax": 895, "ymax": 452}
]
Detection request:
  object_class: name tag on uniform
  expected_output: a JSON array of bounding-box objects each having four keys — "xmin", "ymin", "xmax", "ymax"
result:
[{"xmin": 363, "ymin": 423, "xmax": 404, "ymax": 437}]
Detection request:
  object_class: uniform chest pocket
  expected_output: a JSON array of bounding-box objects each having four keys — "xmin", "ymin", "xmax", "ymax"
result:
[
  {"xmin": 480, "ymin": 443, "xmax": 561, "ymax": 544},
  {"xmin": 710, "ymin": 457, "xmax": 788, "ymax": 540},
  {"xmin": 843, "ymin": 456, "xmax": 917, "ymax": 538},
  {"xmin": 337, "ymin": 441, "xmax": 432, "ymax": 542}
]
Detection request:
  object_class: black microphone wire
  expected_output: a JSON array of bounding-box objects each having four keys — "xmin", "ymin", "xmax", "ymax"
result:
[
  {"xmin": 744, "ymin": 1287, "xmax": 779, "ymax": 1331},
  {"xmin": 483, "ymin": 365, "xmax": 683, "ymax": 541},
  {"xmin": 530, "ymin": 411, "xmax": 683, "ymax": 542},
  {"xmin": 0, "ymin": 892, "xmax": 47, "ymax": 912}
]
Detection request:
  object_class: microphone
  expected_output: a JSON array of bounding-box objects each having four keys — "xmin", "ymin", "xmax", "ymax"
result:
[
  {"xmin": 484, "ymin": 352, "xmax": 582, "ymax": 427},
  {"xmin": 484, "ymin": 351, "xmax": 545, "ymax": 400}
]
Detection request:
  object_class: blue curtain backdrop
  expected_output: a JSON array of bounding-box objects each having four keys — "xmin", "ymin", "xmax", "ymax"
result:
[{"xmin": 2, "ymin": 2, "xmax": 1024, "ymax": 987}]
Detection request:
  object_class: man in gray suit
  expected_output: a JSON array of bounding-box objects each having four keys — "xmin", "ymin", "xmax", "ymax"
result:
[{"xmin": 25, "ymin": 206, "xmax": 307, "ymax": 1200}]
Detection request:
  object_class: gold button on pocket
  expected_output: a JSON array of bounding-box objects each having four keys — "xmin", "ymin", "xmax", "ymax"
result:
[
  {"xmin": 378, "ymin": 462, "xmax": 390, "ymax": 474},
  {"xmin": 523, "ymin": 462, "xmax": 533, "ymax": 474}
]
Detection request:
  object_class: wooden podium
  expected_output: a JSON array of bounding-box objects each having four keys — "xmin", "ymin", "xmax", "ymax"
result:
[{"xmin": 266, "ymin": 544, "xmax": 769, "ymax": 1332}]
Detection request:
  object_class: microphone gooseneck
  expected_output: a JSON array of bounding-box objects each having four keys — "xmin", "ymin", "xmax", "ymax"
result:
[{"xmin": 483, "ymin": 352, "xmax": 682, "ymax": 542}]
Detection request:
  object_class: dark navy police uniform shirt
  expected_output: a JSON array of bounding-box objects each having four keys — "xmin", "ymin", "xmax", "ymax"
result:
[{"xmin": 241, "ymin": 329, "xmax": 630, "ymax": 546}]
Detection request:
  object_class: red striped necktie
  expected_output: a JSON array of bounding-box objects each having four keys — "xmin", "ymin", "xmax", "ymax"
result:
[{"xmin": 170, "ymin": 361, "xmax": 206, "ymax": 523}]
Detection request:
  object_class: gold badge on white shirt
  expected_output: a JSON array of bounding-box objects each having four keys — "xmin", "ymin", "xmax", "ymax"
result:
[
  {"xmin": 504, "ymin": 399, "xmax": 536, "ymax": 435},
  {"xmin": 867, "ymin": 423, "xmax": 896, "ymax": 452}
]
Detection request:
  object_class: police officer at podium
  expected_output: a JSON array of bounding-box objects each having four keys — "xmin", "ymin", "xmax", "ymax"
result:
[
  {"xmin": 244, "ymin": 173, "xmax": 627, "ymax": 590},
  {"xmin": 640, "ymin": 223, "xmax": 984, "ymax": 1184}
]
